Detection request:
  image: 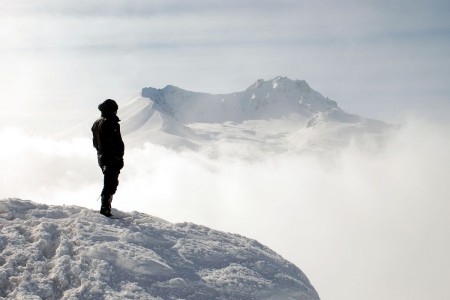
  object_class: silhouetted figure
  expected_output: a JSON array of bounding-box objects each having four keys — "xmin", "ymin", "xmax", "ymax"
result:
[{"xmin": 91, "ymin": 99, "xmax": 124, "ymax": 217}]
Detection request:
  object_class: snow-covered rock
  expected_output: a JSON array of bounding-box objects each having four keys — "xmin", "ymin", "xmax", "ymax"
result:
[{"xmin": 0, "ymin": 199, "xmax": 320, "ymax": 300}]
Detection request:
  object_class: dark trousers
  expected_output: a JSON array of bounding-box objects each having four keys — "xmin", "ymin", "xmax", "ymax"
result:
[{"xmin": 101, "ymin": 164, "xmax": 121, "ymax": 196}]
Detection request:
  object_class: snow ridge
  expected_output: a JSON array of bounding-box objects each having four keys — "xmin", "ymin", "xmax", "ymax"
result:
[{"xmin": 0, "ymin": 199, "xmax": 320, "ymax": 300}]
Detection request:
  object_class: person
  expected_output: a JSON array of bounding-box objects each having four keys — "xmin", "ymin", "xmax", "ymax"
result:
[{"xmin": 91, "ymin": 99, "xmax": 124, "ymax": 217}]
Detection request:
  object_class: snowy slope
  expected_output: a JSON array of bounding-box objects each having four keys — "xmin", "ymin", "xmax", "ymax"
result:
[
  {"xmin": 0, "ymin": 199, "xmax": 320, "ymax": 300},
  {"xmin": 117, "ymin": 76, "xmax": 389, "ymax": 150}
]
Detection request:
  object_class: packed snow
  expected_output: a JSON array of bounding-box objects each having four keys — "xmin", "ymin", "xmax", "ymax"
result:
[{"xmin": 0, "ymin": 199, "xmax": 320, "ymax": 300}]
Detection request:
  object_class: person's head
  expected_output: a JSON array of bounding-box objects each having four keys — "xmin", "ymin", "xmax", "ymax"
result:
[{"xmin": 98, "ymin": 99, "xmax": 118, "ymax": 116}]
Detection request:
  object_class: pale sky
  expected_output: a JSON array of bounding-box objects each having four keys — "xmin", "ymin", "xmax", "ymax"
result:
[{"xmin": 1, "ymin": 0, "xmax": 449, "ymax": 133}]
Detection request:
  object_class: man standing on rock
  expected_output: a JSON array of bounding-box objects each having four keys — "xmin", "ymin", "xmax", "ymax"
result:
[{"xmin": 91, "ymin": 99, "xmax": 124, "ymax": 217}]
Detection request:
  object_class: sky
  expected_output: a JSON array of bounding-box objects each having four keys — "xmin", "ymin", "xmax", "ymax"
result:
[
  {"xmin": 0, "ymin": 0, "xmax": 449, "ymax": 133},
  {"xmin": 1, "ymin": 1, "xmax": 450, "ymax": 300}
]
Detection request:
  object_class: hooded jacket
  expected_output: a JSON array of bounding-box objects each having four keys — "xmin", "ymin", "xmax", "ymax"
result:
[{"xmin": 91, "ymin": 113, "xmax": 125, "ymax": 168}]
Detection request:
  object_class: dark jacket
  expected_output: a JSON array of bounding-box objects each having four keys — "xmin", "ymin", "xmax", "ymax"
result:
[{"xmin": 91, "ymin": 114, "xmax": 125, "ymax": 168}]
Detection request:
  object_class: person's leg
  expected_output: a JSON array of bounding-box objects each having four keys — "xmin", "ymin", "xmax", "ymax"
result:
[
  {"xmin": 100, "ymin": 165, "xmax": 121, "ymax": 216},
  {"xmin": 100, "ymin": 195, "xmax": 113, "ymax": 217},
  {"xmin": 102, "ymin": 166, "xmax": 120, "ymax": 196}
]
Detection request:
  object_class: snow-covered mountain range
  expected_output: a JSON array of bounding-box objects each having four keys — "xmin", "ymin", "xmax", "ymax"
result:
[
  {"xmin": 116, "ymin": 76, "xmax": 389, "ymax": 151},
  {"xmin": 0, "ymin": 199, "xmax": 320, "ymax": 299}
]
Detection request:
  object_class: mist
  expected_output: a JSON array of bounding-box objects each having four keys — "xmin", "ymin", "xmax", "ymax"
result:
[{"xmin": 1, "ymin": 117, "xmax": 449, "ymax": 300}]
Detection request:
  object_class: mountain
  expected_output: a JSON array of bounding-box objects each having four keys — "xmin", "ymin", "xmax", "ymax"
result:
[
  {"xmin": 0, "ymin": 199, "xmax": 320, "ymax": 300},
  {"xmin": 117, "ymin": 76, "xmax": 389, "ymax": 151},
  {"xmin": 138, "ymin": 77, "xmax": 337, "ymax": 123},
  {"xmin": 57, "ymin": 76, "xmax": 389, "ymax": 153}
]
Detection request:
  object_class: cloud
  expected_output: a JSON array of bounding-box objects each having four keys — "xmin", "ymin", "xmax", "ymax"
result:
[
  {"xmin": 1, "ymin": 117, "xmax": 449, "ymax": 300},
  {"xmin": 3, "ymin": 0, "xmax": 448, "ymax": 52}
]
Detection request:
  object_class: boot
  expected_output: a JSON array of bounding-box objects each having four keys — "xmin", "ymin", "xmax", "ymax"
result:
[{"xmin": 100, "ymin": 195, "xmax": 113, "ymax": 217}]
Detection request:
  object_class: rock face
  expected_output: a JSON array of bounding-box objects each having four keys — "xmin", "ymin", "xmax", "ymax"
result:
[{"xmin": 0, "ymin": 199, "xmax": 320, "ymax": 300}]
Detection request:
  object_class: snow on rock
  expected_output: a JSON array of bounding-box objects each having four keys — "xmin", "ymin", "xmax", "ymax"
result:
[{"xmin": 0, "ymin": 199, "xmax": 320, "ymax": 300}]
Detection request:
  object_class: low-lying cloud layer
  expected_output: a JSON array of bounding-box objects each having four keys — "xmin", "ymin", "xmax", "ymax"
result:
[{"xmin": 1, "ymin": 118, "xmax": 449, "ymax": 300}]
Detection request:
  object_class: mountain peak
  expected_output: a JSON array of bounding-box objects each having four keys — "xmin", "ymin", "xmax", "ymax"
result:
[
  {"xmin": 247, "ymin": 76, "xmax": 312, "ymax": 92},
  {"xmin": 162, "ymin": 84, "xmax": 185, "ymax": 93}
]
